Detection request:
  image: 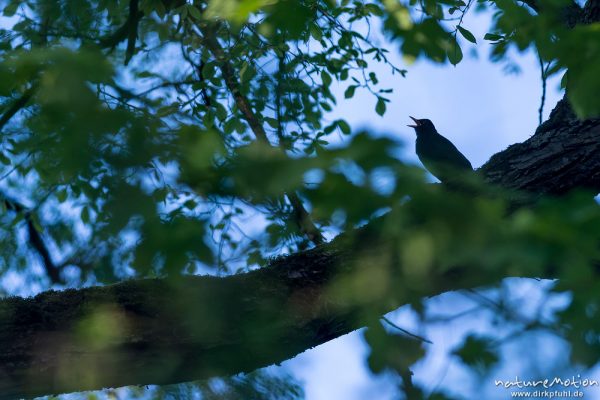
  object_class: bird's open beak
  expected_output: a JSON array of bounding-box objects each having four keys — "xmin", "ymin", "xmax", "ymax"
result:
[{"xmin": 407, "ymin": 116, "xmax": 421, "ymax": 128}]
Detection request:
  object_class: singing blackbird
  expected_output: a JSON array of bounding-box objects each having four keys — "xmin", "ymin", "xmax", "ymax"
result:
[{"xmin": 408, "ymin": 116, "xmax": 473, "ymax": 184}]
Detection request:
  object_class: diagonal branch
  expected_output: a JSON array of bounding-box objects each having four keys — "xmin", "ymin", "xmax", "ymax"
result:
[
  {"xmin": 0, "ymin": 86, "xmax": 36, "ymax": 133},
  {"xmin": 0, "ymin": 95, "xmax": 599, "ymax": 399},
  {"xmin": 198, "ymin": 23, "xmax": 270, "ymax": 145},
  {"xmin": 2, "ymin": 194, "xmax": 62, "ymax": 284},
  {"xmin": 198, "ymin": 22, "xmax": 324, "ymax": 245}
]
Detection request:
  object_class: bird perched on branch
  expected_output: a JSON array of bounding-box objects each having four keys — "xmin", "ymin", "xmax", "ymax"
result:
[{"xmin": 408, "ymin": 116, "xmax": 473, "ymax": 184}]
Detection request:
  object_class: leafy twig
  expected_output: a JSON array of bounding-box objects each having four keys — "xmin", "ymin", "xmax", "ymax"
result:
[
  {"xmin": 537, "ymin": 53, "xmax": 550, "ymax": 126},
  {"xmin": 198, "ymin": 21, "xmax": 324, "ymax": 245}
]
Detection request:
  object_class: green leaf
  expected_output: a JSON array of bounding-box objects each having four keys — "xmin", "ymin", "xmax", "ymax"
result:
[
  {"xmin": 447, "ymin": 38, "xmax": 463, "ymax": 65},
  {"xmin": 309, "ymin": 23, "xmax": 323, "ymax": 41},
  {"xmin": 224, "ymin": 118, "xmax": 237, "ymax": 134},
  {"xmin": 337, "ymin": 119, "xmax": 351, "ymax": 135},
  {"xmin": 375, "ymin": 97, "xmax": 386, "ymax": 116},
  {"xmin": 560, "ymin": 71, "xmax": 568, "ymax": 89},
  {"xmin": 369, "ymin": 72, "xmax": 378, "ymax": 84},
  {"xmin": 264, "ymin": 117, "xmax": 278, "ymax": 128},
  {"xmin": 187, "ymin": 5, "xmax": 202, "ymax": 19},
  {"xmin": 321, "ymin": 70, "xmax": 332, "ymax": 87},
  {"xmin": 484, "ymin": 33, "xmax": 503, "ymax": 41},
  {"xmin": 364, "ymin": 3, "xmax": 383, "ymax": 16},
  {"xmin": 56, "ymin": 189, "xmax": 68, "ymax": 203},
  {"xmin": 344, "ymin": 85, "xmax": 357, "ymax": 99},
  {"xmin": 567, "ymin": 72, "xmax": 600, "ymax": 118},
  {"xmin": 364, "ymin": 323, "xmax": 425, "ymax": 375},
  {"xmin": 183, "ymin": 199, "xmax": 197, "ymax": 210},
  {"xmin": 0, "ymin": 152, "xmax": 10, "ymax": 165},
  {"xmin": 457, "ymin": 26, "xmax": 476, "ymax": 44},
  {"xmin": 81, "ymin": 207, "xmax": 90, "ymax": 224},
  {"xmin": 320, "ymin": 101, "xmax": 332, "ymax": 112},
  {"xmin": 453, "ymin": 335, "xmax": 498, "ymax": 373},
  {"xmin": 215, "ymin": 103, "xmax": 228, "ymax": 121},
  {"xmin": 3, "ymin": 1, "xmax": 19, "ymax": 17},
  {"xmin": 324, "ymin": 123, "xmax": 336, "ymax": 134},
  {"xmin": 340, "ymin": 69, "xmax": 349, "ymax": 81}
]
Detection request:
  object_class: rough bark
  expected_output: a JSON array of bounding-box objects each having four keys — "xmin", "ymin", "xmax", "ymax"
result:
[
  {"xmin": 481, "ymin": 98, "xmax": 600, "ymax": 195},
  {"xmin": 0, "ymin": 95, "xmax": 598, "ymax": 399},
  {"xmin": 0, "ymin": 246, "xmax": 364, "ymax": 399}
]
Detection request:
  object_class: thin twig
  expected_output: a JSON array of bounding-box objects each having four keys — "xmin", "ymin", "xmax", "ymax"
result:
[
  {"xmin": 275, "ymin": 51, "xmax": 286, "ymax": 144},
  {"xmin": 537, "ymin": 53, "xmax": 549, "ymax": 126},
  {"xmin": 381, "ymin": 316, "xmax": 433, "ymax": 344}
]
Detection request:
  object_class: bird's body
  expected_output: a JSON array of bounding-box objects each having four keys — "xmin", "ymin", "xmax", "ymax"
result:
[{"xmin": 408, "ymin": 117, "xmax": 472, "ymax": 183}]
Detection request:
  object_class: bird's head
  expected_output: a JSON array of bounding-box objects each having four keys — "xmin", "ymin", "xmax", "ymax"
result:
[{"xmin": 408, "ymin": 117, "xmax": 436, "ymax": 134}]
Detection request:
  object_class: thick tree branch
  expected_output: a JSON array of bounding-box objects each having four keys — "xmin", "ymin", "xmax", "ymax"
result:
[
  {"xmin": 0, "ymin": 96, "xmax": 598, "ymax": 399},
  {"xmin": 0, "ymin": 217, "xmax": 493, "ymax": 400},
  {"xmin": 481, "ymin": 97, "xmax": 600, "ymax": 195},
  {"xmin": 519, "ymin": 0, "xmax": 582, "ymax": 27},
  {"xmin": 581, "ymin": 0, "xmax": 600, "ymax": 24}
]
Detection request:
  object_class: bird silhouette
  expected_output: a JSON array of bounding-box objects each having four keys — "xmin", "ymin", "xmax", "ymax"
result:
[{"xmin": 408, "ymin": 116, "xmax": 473, "ymax": 184}]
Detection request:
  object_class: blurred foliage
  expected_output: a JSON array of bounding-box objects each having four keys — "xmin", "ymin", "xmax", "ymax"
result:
[
  {"xmin": 43, "ymin": 370, "xmax": 304, "ymax": 400},
  {"xmin": 452, "ymin": 334, "xmax": 499, "ymax": 374},
  {"xmin": 0, "ymin": 0, "xmax": 599, "ymax": 399}
]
